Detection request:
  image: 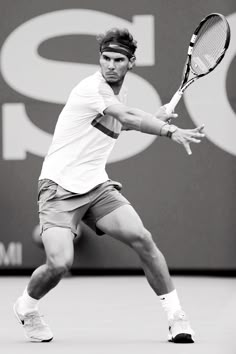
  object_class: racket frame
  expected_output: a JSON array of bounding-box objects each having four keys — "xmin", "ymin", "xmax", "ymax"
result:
[{"xmin": 165, "ymin": 13, "xmax": 231, "ymax": 114}]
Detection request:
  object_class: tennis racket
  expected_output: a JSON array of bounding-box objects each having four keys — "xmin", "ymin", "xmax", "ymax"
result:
[{"xmin": 165, "ymin": 13, "xmax": 231, "ymax": 115}]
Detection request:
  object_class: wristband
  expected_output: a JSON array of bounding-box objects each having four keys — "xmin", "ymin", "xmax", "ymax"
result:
[
  {"xmin": 167, "ymin": 125, "xmax": 178, "ymax": 139},
  {"xmin": 160, "ymin": 123, "xmax": 169, "ymax": 136}
]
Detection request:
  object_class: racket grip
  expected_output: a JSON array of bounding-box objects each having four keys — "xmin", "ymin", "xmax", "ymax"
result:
[{"xmin": 165, "ymin": 91, "xmax": 183, "ymax": 115}]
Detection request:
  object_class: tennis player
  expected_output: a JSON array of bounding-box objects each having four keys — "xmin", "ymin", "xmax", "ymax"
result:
[{"xmin": 14, "ymin": 28, "xmax": 204, "ymax": 343}]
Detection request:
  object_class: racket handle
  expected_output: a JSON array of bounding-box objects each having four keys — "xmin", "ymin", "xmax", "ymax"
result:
[{"xmin": 165, "ymin": 91, "xmax": 183, "ymax": 115}]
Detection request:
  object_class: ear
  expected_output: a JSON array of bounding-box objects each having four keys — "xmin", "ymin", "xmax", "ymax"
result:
[{"xmin": 128, "ymin": 56, "xmax": 136, "ymax": 70}]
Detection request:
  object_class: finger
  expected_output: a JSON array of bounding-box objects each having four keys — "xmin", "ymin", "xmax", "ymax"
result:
[
  {"xmin": 169, "ymin": 113, "xmax": 178, "ymax": 118},
  {"xmin": 183, "ymin": 142, "xmax": 192, "ymax": 155},
  {"xmin": 193, "ymin": 124, "xmax": 204, "ymax": 132},
  {"xmin": 196, "ymin": 124, "xmax": 205, "ymax": 133},
  {"xmin": 190, "ymin": 128, "xmax": 205, "ymax": 137},
  {"xmin": 187, "ymin": 137, "xmax": 201, "ymax": 143},
  {"xmin": 191, "ymin": 132, "xmax": 205, "ymax": 138}
]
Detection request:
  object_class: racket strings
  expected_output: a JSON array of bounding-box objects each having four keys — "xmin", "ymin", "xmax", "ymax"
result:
[{"xmin": 191, "ymin": 16, "xmax": 228, "ymax": 75}]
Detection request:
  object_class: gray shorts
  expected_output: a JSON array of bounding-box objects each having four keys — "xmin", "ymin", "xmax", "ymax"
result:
[{"xmin": 38, "ymin": 179, "xmax": 131, "ymax": 237}]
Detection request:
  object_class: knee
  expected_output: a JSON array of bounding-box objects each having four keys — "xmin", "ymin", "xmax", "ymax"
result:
[
  {"xmin": 47, "ymin": 255, "xmax": 73, "ymax": 277},
  {"xmin": 130, "ymin": 228, "xmax": 156, "ymax": 255}
]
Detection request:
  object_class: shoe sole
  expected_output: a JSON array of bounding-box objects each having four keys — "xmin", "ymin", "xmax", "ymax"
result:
[
  {"xmin": 169, "ymin": 333, "xmax": 194, "ymax": 343},
  {"xmin": 13, "ymin": 302, "xmax": 53, "ymax": 342},
  {"xmin": 29, "ymin": 337, "xmax": 53, "ymax": 343}
]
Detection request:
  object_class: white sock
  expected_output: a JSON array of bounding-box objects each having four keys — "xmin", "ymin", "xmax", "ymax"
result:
[
  {"xmin": 18, "ymin": 288, "xmax": 39, "ymax": 315},
  {"xmin": 159, "ymin": 289, "xmax": 182, "ymax": 320}
]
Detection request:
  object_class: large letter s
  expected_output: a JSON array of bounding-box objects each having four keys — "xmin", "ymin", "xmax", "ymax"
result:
[{"xmin": 0, "ymin": 10, "xmax": 160, "ymax": 161}]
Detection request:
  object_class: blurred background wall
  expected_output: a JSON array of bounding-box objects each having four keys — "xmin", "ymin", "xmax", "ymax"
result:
[{"xmin": 0, "ymin": 0, "xmax": 235, "ymax": 274}]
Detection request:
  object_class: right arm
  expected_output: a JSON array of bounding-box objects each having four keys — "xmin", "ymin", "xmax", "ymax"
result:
[
  {"xmin": 104, "ymin": 104, "xmax": 174, "ymax": 135},
  {"xmin": 104, "ymin": 104, "xmax": 205, "ymax": 155}
]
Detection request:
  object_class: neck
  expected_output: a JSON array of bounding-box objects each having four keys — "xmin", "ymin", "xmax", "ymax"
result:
[{"xmin": 108, "ymin": 78, "xmax": 124, "ymax": 95}]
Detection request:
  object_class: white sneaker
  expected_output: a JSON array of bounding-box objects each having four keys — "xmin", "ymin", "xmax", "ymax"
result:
[
  {"xmin": 13, "ymin": 297, "xmax": 53, "ymax": 342},
  {"xmin": 168, "ymin": 310, "xmax": 195, "ymax": 343}
]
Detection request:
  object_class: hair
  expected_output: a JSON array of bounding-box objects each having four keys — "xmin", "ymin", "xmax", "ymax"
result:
[{"xmin": 97, "ymin": 28, "xmax": 137, "ymax": 56}]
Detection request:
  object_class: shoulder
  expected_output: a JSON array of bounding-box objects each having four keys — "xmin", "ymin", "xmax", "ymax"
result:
[{"xmin": 74, "ymin": 71, "xmax": 113, "ymax": 97}]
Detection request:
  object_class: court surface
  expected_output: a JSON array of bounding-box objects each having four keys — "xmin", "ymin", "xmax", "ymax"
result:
[{"xmin": 1, "ymin": 275, "xmax": 235, "ymax": 354}]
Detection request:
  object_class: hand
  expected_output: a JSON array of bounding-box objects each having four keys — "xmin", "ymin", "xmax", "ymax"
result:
[
  {"xmin": 171, "ymin": 124, "xmax": 205, "ymax": 155},
  {"xmin": 155, "ymin": 105, "xmax": 178, "ymax": 123}
]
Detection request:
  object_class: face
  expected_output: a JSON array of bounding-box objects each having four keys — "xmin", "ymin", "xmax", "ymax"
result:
[{"xmin": 99, "ymin": 51, "xmax": 134, "ymax": 85}]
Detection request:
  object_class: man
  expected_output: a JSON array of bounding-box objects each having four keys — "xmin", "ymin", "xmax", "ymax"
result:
[{"xmin": 14, "ymin": 28, "xmax": 204, "ymax": 343}]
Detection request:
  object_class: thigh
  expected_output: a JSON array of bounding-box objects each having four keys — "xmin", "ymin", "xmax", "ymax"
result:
[
  {"xmin": 38, "ymin": 179, "xmax": 90, "ymax": 237},
  {"xmin": 42, "ymin": 227, "xmax": 74, "ymax": 267},
  {"xmin": 96, "ymin": 204, "xmax": 145, "ymax": 245},
  {"xmin": 83, "ymin": 180, "xmax": 131, "ymax": 235}
]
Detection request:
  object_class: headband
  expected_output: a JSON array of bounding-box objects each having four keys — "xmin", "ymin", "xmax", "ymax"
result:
[{"xmin": 100, "ymin": 42, "xmax": 134, "ymax": 59}]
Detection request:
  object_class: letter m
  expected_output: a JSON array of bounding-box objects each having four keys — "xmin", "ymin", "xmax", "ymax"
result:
[{"xmin": 0, "ymin": 242, "xmax": 22, "ymax": 266}]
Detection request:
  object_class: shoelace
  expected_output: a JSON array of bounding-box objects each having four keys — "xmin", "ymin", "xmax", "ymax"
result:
[
  {"xmin": 170, "ymin": 312, "xmax": 193, "ymax": 335},
  {"xmin": 24, "ymin": 313, "xmax": 48, "ymax": 329}
]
